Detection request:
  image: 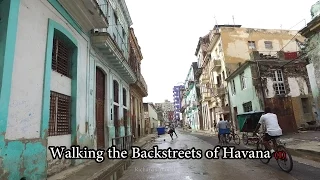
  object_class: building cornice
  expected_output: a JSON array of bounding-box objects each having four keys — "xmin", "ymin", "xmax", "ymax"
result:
[
  {"xmin": 130, "ymin": 28, "xmax": 143, "ymax": 60},
  {"xmin": 119, "ymin": 0, "xmax": 133, "ymax": 26},
  {"xmin": 299, "ymin": 15, "xmax": 320, "ymax": 38}
]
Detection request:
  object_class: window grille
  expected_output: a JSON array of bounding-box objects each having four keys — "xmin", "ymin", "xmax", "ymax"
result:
[
  {"xmin": 123, "ymin": 88, "xmax": 127, "ymax": 106},
  {"xmin": 52, "ymin": 36, "xmax": 71, "ymax": 77},
  {"xmin": 49, "ymin": 91, "xmax": 71, "ymax": 136},
  {"xmin": 243, "ymin": 101, "xmax": 252, "ymax": 112},
  {"xmin": 113, "ymin": 80, "xmax": 119, "ymax": 103},
  {"xmin": 272, "ymin": 70, "xmax": 285, "ymax": 95}
]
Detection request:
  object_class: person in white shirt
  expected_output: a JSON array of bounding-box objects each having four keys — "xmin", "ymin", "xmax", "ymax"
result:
[
  {"xmin": 217, "ymin": 118, "xmax": 230, "ymax": 143},
  {"xmin": 253, "ymin": 107, "xmax": 283, "ymax": 154}
]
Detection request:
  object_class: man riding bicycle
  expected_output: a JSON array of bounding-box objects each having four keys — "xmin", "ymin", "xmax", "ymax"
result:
[
  {"xmin": 218, "ymin": 118, "xmax": 230, "ymax": 144},
  {"xmin": 253, "ymin": 107, "xmax": 283, "ymax": 154}
]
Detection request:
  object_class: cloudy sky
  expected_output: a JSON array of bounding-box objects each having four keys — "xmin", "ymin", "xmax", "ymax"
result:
[{"xmin": 125, "ymin": 0, "xmax": 316, "ymax": 103}]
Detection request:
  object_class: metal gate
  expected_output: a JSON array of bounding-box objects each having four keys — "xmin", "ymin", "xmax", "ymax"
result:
[
  {"xmin": 265, "ymin": 97, "xmax": 297, "ymax": 133},
  {"xmin": 96, "ymin": 68, "xmax": 105, "ymax": 149}
]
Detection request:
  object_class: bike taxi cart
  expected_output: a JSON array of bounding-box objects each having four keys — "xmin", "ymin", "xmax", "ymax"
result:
[{"xmin": 237, "ymin": 111, "xmax": 264, "ymax": 145}]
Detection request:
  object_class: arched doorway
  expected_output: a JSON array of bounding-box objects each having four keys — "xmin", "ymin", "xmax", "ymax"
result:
[{"xmin": 96, "ymin": 67, "xmax": 106, "ymax": 149}]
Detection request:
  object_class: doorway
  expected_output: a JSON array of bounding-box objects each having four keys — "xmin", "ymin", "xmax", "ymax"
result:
[
  {"xmin": 95, "ymin": 68, "xmax": 105, "ymax": 149},
  {"xmin": 233, "ymin": 107, "xmax": 238, "ymax": 130}
]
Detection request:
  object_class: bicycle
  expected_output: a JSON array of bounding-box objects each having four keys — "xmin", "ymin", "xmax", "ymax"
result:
[
  {"xmin": 219, "ymin": 133, "xmax": 228, "ymax": 145},
  {"xmin": 227, "ymin": 129, "xmax": 241, "ymax": 145},
  {"xmin": 255, "ymin": 133, "xmax": 293, "ymax": 173}
]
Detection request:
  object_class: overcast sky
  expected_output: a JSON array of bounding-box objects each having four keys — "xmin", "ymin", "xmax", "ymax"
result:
[{"xmin": 125, "ymin": 0, "xmax": 316, "ymax": 103}]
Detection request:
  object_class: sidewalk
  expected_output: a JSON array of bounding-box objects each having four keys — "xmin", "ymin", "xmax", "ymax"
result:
[
  {"xmin": 242, "ymin": 131, "xmax": 320, "ymax": 163},
  {"xmin": 184, "ymin": 128, "xmax": 320, "ymax": 162},
  {"xmin": 48, "ymin": 133, "xmax": 157, "ymax": 180}
]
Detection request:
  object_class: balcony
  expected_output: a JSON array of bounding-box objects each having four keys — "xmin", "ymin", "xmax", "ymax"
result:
[
  {"xmin": 201, "ymin": 92, "xmax": 211, "ymax": 102},
  {"xmin": 216, "ymin": 106, "xmax": 230, "ymax": 114},
  {"xmin": 91, "ymin": 29, "xmax": 136, "ymax": 84},
  {"xmin": 57, "ymin": 0, "xmax": 108, "ymax": 32},
  {"xmin": 212, "ymin": 59, "xmax": 221, "ymax": 71},
  {"xmin": 200, "ymin": 74, "xmax": 210, "ymax": 84}
]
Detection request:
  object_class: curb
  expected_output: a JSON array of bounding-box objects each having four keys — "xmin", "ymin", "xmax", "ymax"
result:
[
  {"xmin": 89, "ymin": 135, "xmax": 156, "ymax": 179},
  {"xmin": 286, "ymin": 148, "xmax": 320, "ymax": 163},
  {"xmin": 243, "ymin": 144, "xmax": 320, "ymax": 163}
]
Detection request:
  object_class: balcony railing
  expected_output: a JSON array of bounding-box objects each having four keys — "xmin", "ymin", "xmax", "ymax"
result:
[
  {"xmin": 138, "ymin": 72, "xmax": 148, "ymax": 93},
  {"xmin": 112, "ymin": 135, "xmax": 133, "ymax": 151},
  {"xmin": 94, "ymin": 3, "xmax": 129, "ymax": 61}
]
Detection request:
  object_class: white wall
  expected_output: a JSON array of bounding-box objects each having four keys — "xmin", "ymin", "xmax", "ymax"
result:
[
  {"xmin": 147, "ymin": 104, "xmax": 158, "ymax": 129},
  {"xmin": 6, "ymin": 0, "xmax": 90, "ymax": 174}
]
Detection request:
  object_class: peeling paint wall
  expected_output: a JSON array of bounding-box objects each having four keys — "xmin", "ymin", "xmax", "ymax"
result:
[
  {"xmin": 305, "ymin": 30, "xmax": 320, "ymax": 121},
  {"xmin": 254, "ymin": 61, "xmax": 313, "ymax": 127},
  {"xmin": 220, "ymin": 27, "xmax": 304, "ymax": 66},
  {"xmin": 0, "ymin": 0, "xmax": 132, "ymax": 179},
  {"xmin": 228, "ymin": 65, "xmax": 262, "ymax": 115}
]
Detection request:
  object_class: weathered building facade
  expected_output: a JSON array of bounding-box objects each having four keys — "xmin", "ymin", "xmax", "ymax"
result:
[
  {"xmin": 226, "ymin": 56, "xmax": 312, "ymax": 132},
  {"xmin": 181, "ymin": 62, "xmax": 201, "ymax": 130},
  {"xmin": 143, "ymin": 103, "xmax": 159, "ymax": 134},
  {"xmin": 195, "ymin": 33, "xmax": 212, "ymax": 131},
  {"xmin": 155, "ymin": 100, "xmax": 174, "ymax": 122},
  {"xmin": 299, "ymin": 1, "xmax": 320, "ymax": 125},
  {"xmin": 0, "ymin": 0, "xmax": 142, "ymax": 179},
  {"xmin": 198, "ymin": 24, "xmax": 305, "ymax": 130},
  {"xmin": 128, "ymin": 28, "xmax": 148, "ymax": 139}
]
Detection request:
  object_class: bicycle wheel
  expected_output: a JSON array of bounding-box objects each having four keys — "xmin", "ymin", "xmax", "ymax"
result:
[
  {"xmin": 226, "ymin": 134, "xmax": 232, "ymax": 143},
  {"xmin": 233, "ymin": 134, "xmax": 241, "ymax": 145},
  {"xmin": 276, "ymin": 145, "xmax": 293, "ymax": 173},
  {"xmin": 242, "ymin": 133, "xmax": 249, "ymax": 145},
  {"xmin": 256, "ymin": 141, "xmax": 271, "ymax": 164}
]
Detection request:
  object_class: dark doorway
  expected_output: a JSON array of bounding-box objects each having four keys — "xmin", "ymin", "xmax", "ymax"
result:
[
  {"xmin": 233, "ymin": 107, "xmax": 238, "ymax": 130},
  {"xmin": 95, "ymin": 68, "xmax": 105, "ymax": 149}
]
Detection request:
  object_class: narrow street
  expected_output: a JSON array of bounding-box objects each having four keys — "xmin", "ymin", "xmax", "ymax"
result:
[{"xmin": 120, "ymin": 130, "xmax": 320, "ymax": 180}]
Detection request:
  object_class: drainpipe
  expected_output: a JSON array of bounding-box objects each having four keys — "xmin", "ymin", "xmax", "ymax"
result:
[{"xmin": 256, "ymin": 61, "xmax": 267, "ymax": 110}]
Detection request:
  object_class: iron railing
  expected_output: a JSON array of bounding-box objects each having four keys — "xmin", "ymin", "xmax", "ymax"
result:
[{"xmin": 112, "ymin": 135, "xmax": 133, "ymax": 151}]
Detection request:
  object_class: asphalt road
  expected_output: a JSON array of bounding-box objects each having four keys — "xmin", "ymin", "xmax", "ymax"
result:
[
  {"xmin": 193, "ymin": 132, "xmax": 320, "ymax": 180},
  {"xmin": 119, "ymin": 130, "xmax": 320, "ymax": 180}
]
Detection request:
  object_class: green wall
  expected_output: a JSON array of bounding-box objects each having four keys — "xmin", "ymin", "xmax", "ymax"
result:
[{"xmin": 228, "ymin": 65, "xmax": 262, "ymax": 115}]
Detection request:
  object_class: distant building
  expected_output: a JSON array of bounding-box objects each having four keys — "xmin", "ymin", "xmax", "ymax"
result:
[
  {"xmin": 226, "ymin": 55, "xmax": 312, "ymax": 133},
  {"xmin": 173, "ymin": 85, "xmax": 184, "ymax": 120},
  {"xmin": 143, "ymin": 103, "xmax": 159, "ymax": 134},
  {"xmin": 155, "ymin": 100, "xmax": 174, "ymax": 122}
]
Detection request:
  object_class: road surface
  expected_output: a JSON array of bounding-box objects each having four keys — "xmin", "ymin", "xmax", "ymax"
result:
[{"xmin": 119, "ymin": 130, "xmax": 320, "ymax": 180}]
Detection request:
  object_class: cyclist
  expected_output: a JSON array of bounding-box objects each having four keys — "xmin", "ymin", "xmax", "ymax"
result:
[
  {"xmin": 218, "ymin": 118, "xmax": 230, "ymax": 144},
  {"xmin": 253, "ymin": 107, "xmax": 283, "ymax": 154}
]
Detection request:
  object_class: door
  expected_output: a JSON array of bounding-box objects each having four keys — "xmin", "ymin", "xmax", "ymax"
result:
[
  {"xmin": 233, "ymin": 107, "xmax": 238, "ymax": 130},
  {"xmin": 96, "ymin": 68, "xmax": 105, "ymax": 149}
]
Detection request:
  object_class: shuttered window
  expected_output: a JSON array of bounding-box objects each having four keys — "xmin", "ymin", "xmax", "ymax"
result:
[
  {"xmin": 52, "ymin": 36, "xmax": 71, "ymax": 77},
  {"xmin": 113, "ymin": 80, "xmax": 119, "ymax": 103},
  {"xmin": 49, "ymin": 91, "xmax": 71, "ymax": 136}
]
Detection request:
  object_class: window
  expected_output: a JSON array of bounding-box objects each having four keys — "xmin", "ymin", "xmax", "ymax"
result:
[
  {"xmin": 272, "ymin": 70, "xmax": 285, "ymax": 95},
  {"xmin": 301, "ymin": 98, "xmax": 310, "ymax": 113},
  {"xmin": 113, "ymin": 80, "xmax": 119, "ymax": 103},
  {"xmin": 264, "ymin": 41, "xmax": 273, "ymax": 49},
  {"xmin": 123, "ymin": 88, "xmax": 127, "ymax": 106},
  {"xmin": 122, "ymin": 27, "xmax": 126, "ymax": 38},
  {"xmin": 248, "ymin": 41, "xmax": 256, "ymax": 49},
  {"xmin": 114, "ymin": 12, "xmax": 118, "ymax": 25},
  {"xmin": 243, "ymin": 101, "xmax": 252, "ymax": 112},
  {"xmin": 49, "ymin": 91, "xmax": 71, "ymax": 136},
  {"xmin": 231, "ymin": 80, "xmax": 236, "ymax": 95},
  {"xmin": 52, "ymin": 35, "xmax": 72, "ymax": 77},
  {"xmin": 240, "ymin": 72, "xmax": 246, "ymax": 90},
  {"xmin": 218, "ymin": 43, "xmax": 222, "ymax": 52},
  {"xmin": 123, "ymin": 108, "xmax": 128, "ymax": 136},
  {"xmin": 113, "ymin": 33, "xmax": 116, "ymax": 42}
]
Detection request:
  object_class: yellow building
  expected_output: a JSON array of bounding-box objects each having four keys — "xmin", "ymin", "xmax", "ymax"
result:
[
  {"xmin": 129, "ymin": 28, "xmax": 148, "ymax": 139},
  {"xmin": 196, "ymin": 25, "xmax": 304, "ymax": 130}
]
